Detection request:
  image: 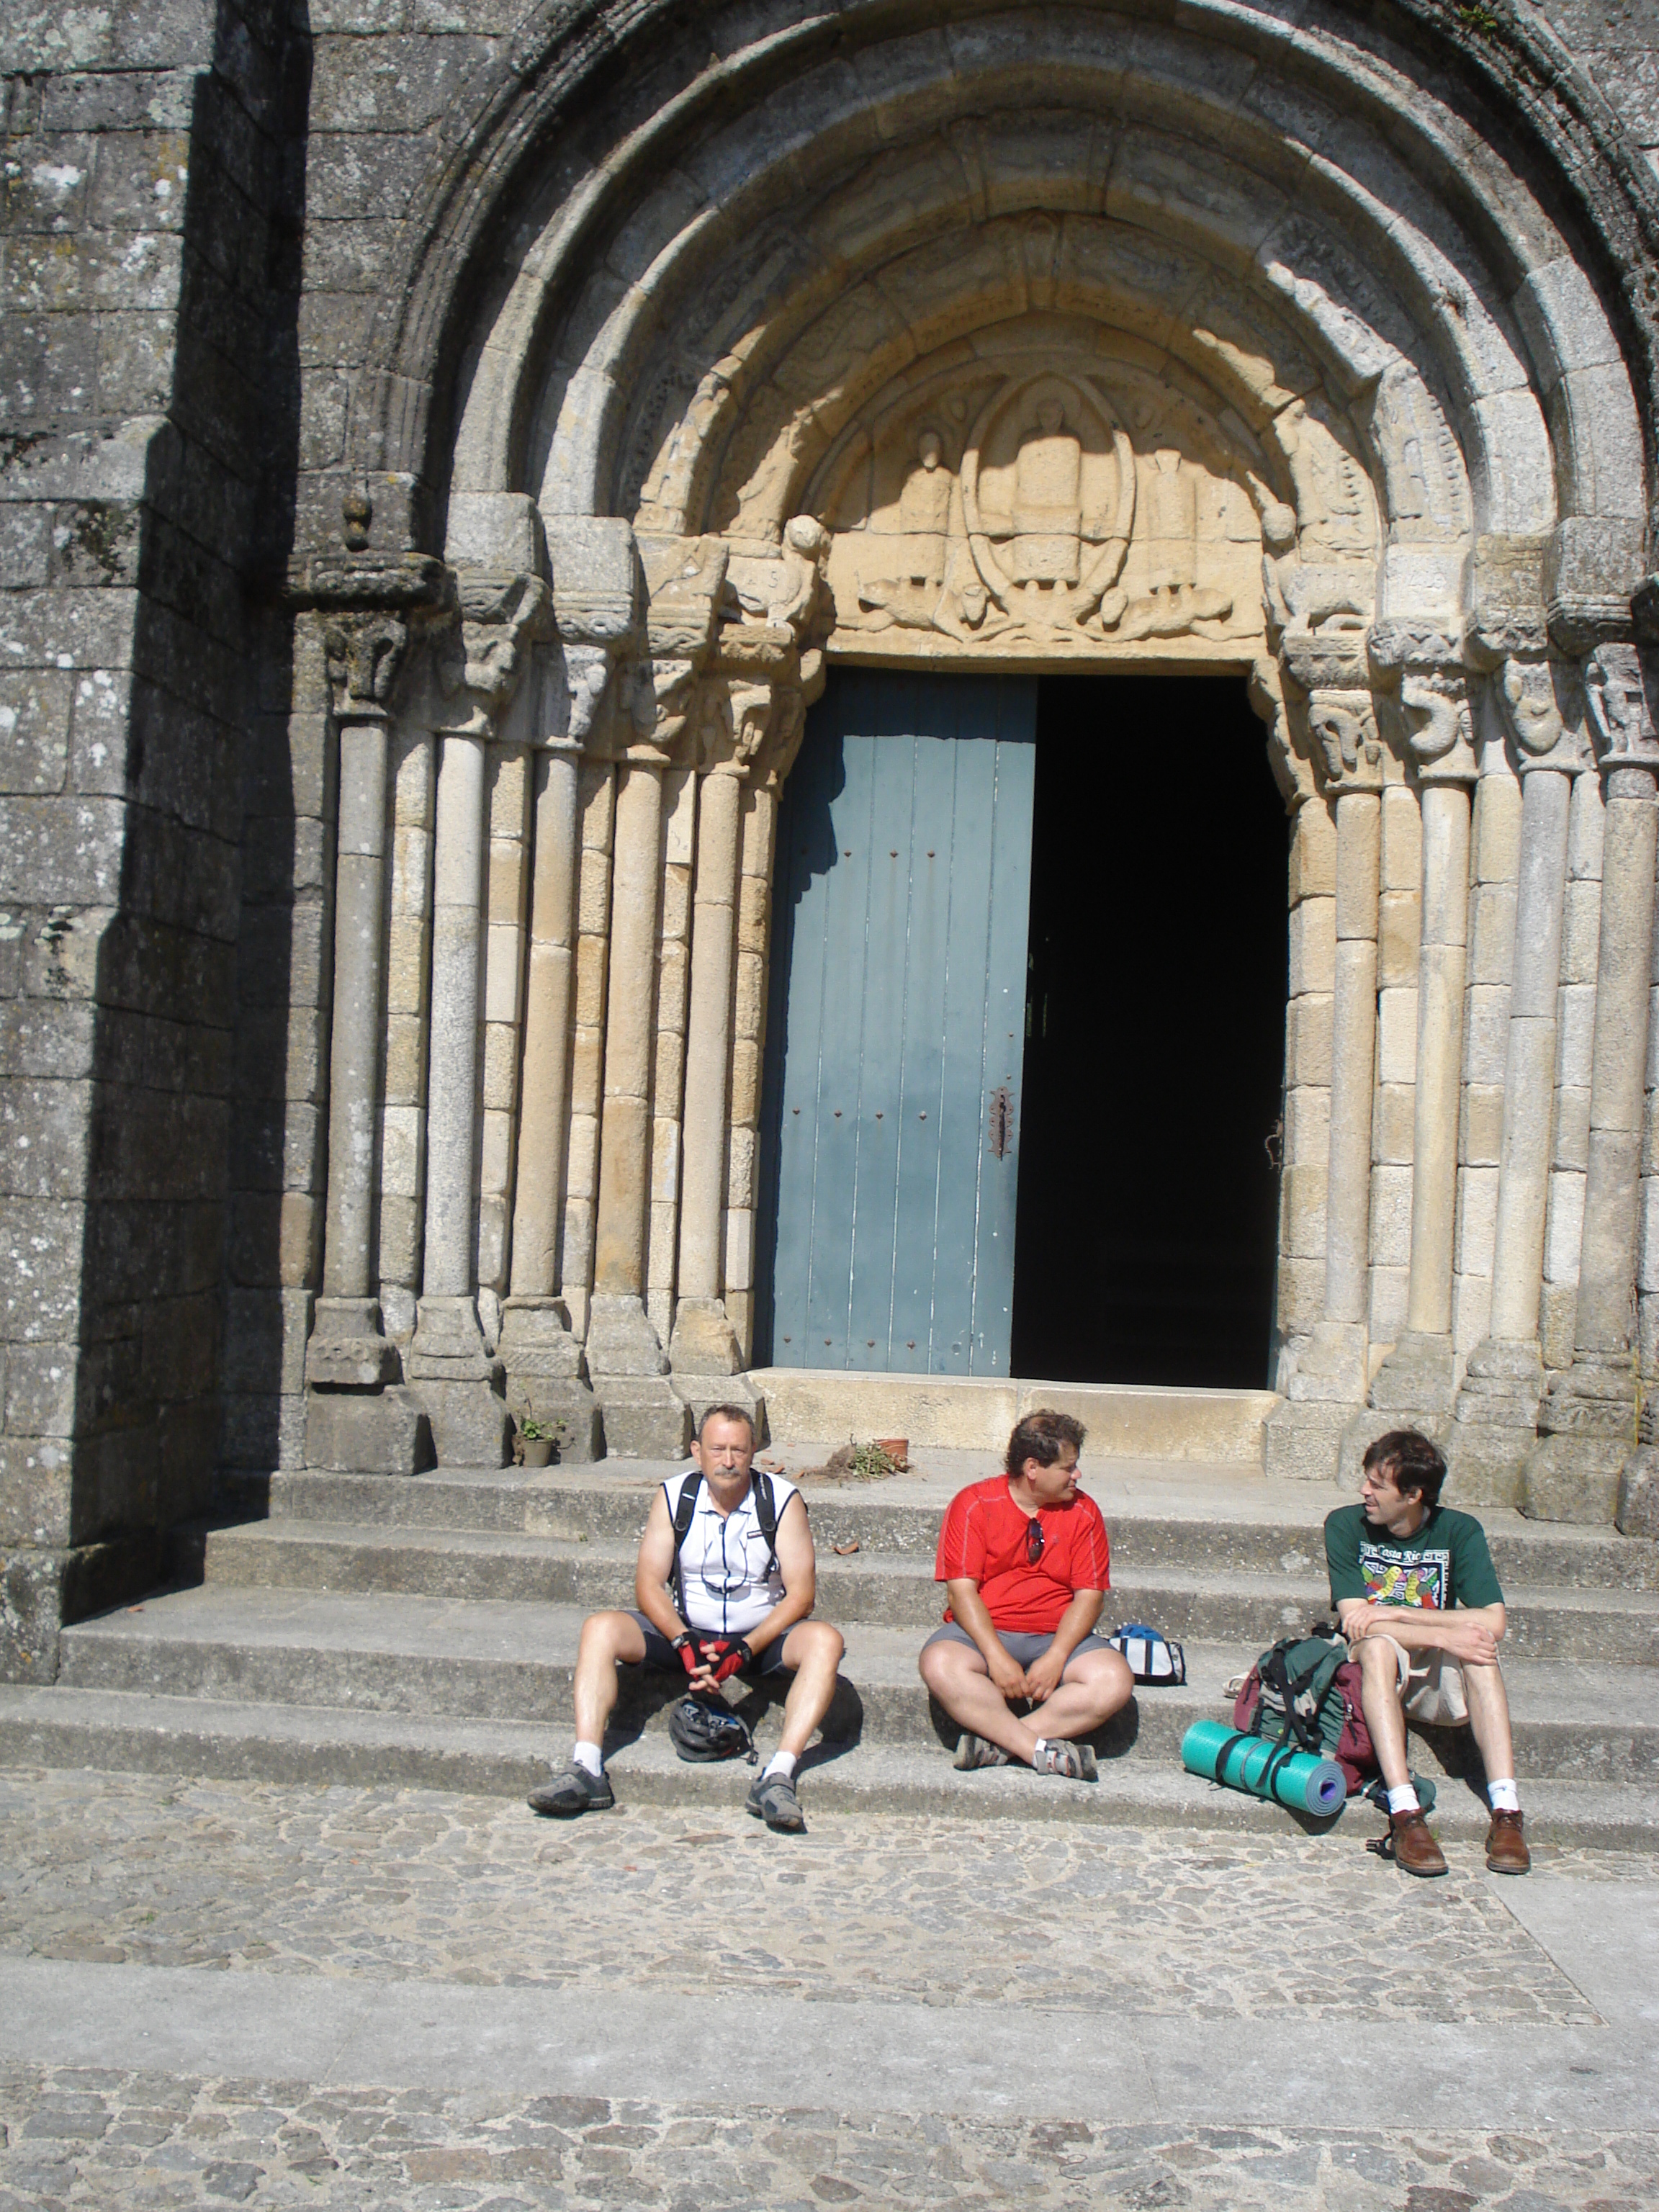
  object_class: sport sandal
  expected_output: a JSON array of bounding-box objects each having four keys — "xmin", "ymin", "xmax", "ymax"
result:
[
  {"xmin": 953, "ymin": 1732, "xmax": 1012, "ymax": 1770},
  {"xmin": 527, "ymin": 1763, "xmax": 615, "ymax": 1817},
  {"xmin": 1033, "ymin": 1739, "xmax": 1098, "ymax": 1781}
]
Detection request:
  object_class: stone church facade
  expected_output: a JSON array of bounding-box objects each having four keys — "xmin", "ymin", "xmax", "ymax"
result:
[{"xmin": 4, "ymin": 0, "xmax": 1659, "ymax": 1672}]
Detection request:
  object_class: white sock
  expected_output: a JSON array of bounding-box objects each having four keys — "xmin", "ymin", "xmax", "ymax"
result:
[
  {"xmin": 1488, "ymin": 1777, "xmax": 1520, "ymax": 1813},
  {"xmin": 1386, "ymin": 1783, "xmax": 1421, "ymax": 1816},
  {"xmin": 572, "ymin": 1740, "xmax": 603, "ymax": 1779},
  {"xmin": 763, "ymin": 1750, "xmax": 798, "ymax": 1781}
]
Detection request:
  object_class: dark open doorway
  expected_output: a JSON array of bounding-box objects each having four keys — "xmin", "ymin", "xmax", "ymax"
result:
[{"xmin": 1010, "ymin": 675, "xmax": 1287, "ymax": 1388}]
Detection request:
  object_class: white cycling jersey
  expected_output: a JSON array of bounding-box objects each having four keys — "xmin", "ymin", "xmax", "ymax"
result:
[{"xmin": 662, "ymin": 1467, "xmax": 799, "ymax": 1637}]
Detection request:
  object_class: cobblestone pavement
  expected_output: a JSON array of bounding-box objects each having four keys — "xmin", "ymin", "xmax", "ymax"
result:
[
  {"xmin": 3, "ymin": 2068, "xmax": 1658, "ymax": 2211},
  {"xmin": 1, "ymin": 1767, "xmax": 1657, "ymax": 2208},
  {"xmin": 0, "ymin": 1768, "xmax": 1624, "ymax": 2024}
]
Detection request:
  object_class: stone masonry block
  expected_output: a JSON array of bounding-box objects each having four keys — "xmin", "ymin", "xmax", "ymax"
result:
[
  {"xmin": 1285, "ymin": 994, "xmax": 1331, "ymax": 1087},
  {"xmin": 565, "ymin": 1112, "xmax": 599, "ymax": 1203},
  {"xmin": 1452, "ymin": 1269, "xmax": 1493, "ymax": 1358},
  {"xmin": 733, "ymin": 951, "xmax": 764, "ymax": 1040},
  {"xmin": 1469, "ymin": 882, "xmax": 1516, "ymax": 985},
  {"xmin": 577, "ymin": 851, "xmax": 611, "ymax": 936},
  {"xmin": 390, "ymin": 824, "xmax": 433, "ymax": 915},
  {"xmin": 385, "ymin": 916, "xmax": 429, "ymax": 1020},
  {"xmin": 1373, "ymin": 1082, "xmax": 1413, "ymax": 1164},
  {"xmin": 1277, "ymin": 1257, "xmax": 1324, "ymax": 1336},
  {"xmin": 478, "ymin": 1106, "xmax": 512, "ymax": 1197},
  {"xmin": 649, "ymin": 1116, "xmax": 680, "ymax": 1205},
  {"xmin": 655, "ymin": 940, "xmax": 688, "ymax": 1035},
  {"xmin": 378, "ymin": 1104, "xmax": 424, "ymax": 1199},
  {"xmin": 1555, "ymin": 984, "xmax": 1596, "ymax": 1089},
  {"xmin": 482, "ymin": 1020, "xmax": 518, "ymax": 1112},
  {"xmin": 482, "ymin": 925, "xmax": 522, "ymax": 1029},
  {"xmin": 1, "ymin": 1199, "xmax": 86, "ymax": 1343},
  {"xmin": 575, "ymin": 934, "xmax": 608, "ymax": 1027},
  {"xmin": 1379, "ymin": 785, "xmax": 1421, "ymax": 893},
  {"xmin": 1544, "ymin": 1167, "xmax": 1586, "ymax": 1285},
  {"xmin": 1282, "ymin": 1162, "xmax": 1327, "ymax": 1258},
  {"xmin": 1287, "ymin": 804, "xmax": 1336, "ymax": 904},
  {"xmin": 383, "ymin": 1013, "xmax": 426, "ymax": 1106},
  {"xmin": 1368, "ymin": 1162, "xmax": 1413, "ymax": 1269},
  {"xmin": 1568, "ymin": 770, "xmax": 1605, "ymax": 881},
  {"xmin": 729, "ymin": 1040, "xmax": 761, "ymax": 1131},
  {"xmin": 1369, "ymin": 1262, "xmax": 1408, "ymax": 1345},
  {"xmin": 0, "ymin": 670, "xmax": 72, "ymax": 795},
  {"xmin": 378, "ymin": 1190, "xmax": 423, "ymax": 1287},
  {"xmin": 728, "ymin": 1124, "xmax": 755, "ymax": 1210},
  {"xmin": 1287, "ymin": 897, "xmax": 1335, "ymax": 997},
  {"xmin": 570, "ymin": 1030, "xmax": 604, "ymax": 1115},
  {"xmin": 1284, "ymin": 1083, "xmax": 1329, "ymax": 1166},
  {"xmin": 1463, "ymin": 987, "xmax": 1510, "ymax": 1084},
  {"xmin": 1375, "ymin": 988, "xmax": 1418, "ymax": 1086},
  {"xmin": 4, "ymin": 1341, "xmax": 78, "ymax": 1436},
  {"xmin": 1455, "ymin": 1165, "xmax": 1499, "ymax": 1277},
  {"xmin": 1461, "ymin": 1083, "xmax": 1505, "ymax": 1168},
  {"xmin": 1539, "ymin": 1280, "xmax": 1577, "ymax": 1372},
  {"xmin": 0, "ymin": 1077, "xmax": 92, "ymax": 1198},
  {"xmin": 1560, "ymin": 877, "xmax": 1602, "ymax": 986},
  {"xmin": 1474, "ymin": 770, "xmax": 1521, "ymax": 883},
  {"xmin": 1554, "ymin": 1084, "xmax": 1591, "ymax": 1172},
  {"xmin": 1377, "ymin": 889, "xmax": 1419, "ymax": 990}
]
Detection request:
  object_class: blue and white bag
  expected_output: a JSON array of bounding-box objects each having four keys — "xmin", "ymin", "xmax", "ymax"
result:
[{"xmin": 1106, "ymin": 1623, "xmax": 1186, "ymax": 1685}]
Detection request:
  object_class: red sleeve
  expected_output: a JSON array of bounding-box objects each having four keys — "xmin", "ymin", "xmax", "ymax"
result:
[
  {"xmin": 935, "ymin": 1489, "xmax": 986, "ymax": 1584},
  {"xmin": 1071, "ymin": 1499, "xmax": 1110, "ymax": 1593}
]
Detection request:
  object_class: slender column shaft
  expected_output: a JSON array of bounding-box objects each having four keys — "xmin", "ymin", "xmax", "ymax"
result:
[
  {"xmin": 1575, "ymin": 767, "xmax": 1659, "ymax": 1350},
  {"xmin": 508, "ymin": 745, "xmax": 582, "ymax": 1298},
  {"xmin": 477, "ymin": 741, "xmax": 531, "ymax": 1299},
  {"xmin": 593, "ymin": 760, "xmax": 665, "ymax": 1296},
  {"xmin": 421, "ymin": 731, "xmax": 489, "ymax": 1299},
  {"xmin": 323, "ymin": 721, "xmax": 390, "ymax": 1302},
  {"xmin": 678, "ymin": 768, "xmax": 744, "ymax": 1303},
  {"xmin": 1325, "ymin": 790, "xmax": 1380, "ymax": 1326},
  {"xmin": 723, "ymin": 780, "xmax": 780, "ymax": 1361},
  {"xmin": 1405, "ymin": 781, "xmax": 1472, "ymax": 1334},
  {"xmin": 1488, "ymin": 768, "xmax": 1573, "ymax": 1339}
]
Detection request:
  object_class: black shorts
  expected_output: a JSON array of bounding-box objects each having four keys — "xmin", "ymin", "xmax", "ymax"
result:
[{"xmin": 625, "ymin": 1610, "xmax": 790, "ymax": 1679}]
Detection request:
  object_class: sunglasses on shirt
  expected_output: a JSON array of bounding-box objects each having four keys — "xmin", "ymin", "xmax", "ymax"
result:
[{"xmin": 1026, "ymin": 1517, "xmax": 1045, "ymax": 1566}]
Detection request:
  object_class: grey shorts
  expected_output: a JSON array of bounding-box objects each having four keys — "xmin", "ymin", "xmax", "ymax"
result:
[
  {"xmin": 922, "ymin": 1623, "xmax": 1112, "ymax": 1668},
  {"xmin": 626, "ymin": 1610, "xmax": 789, "ymax": 1679}
]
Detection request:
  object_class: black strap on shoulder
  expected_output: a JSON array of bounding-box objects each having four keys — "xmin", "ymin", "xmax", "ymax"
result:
[
  {"xmin": 669, "ymin": 1470, "xmax": 703, "ymax": 1617},
  {"xmin": 751, "ymin": 1470, "xmax": 779, "ymax": 1577}
]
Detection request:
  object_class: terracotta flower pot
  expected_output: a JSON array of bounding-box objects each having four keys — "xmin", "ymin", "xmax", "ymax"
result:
[{"xmin": 875, "ymin": 1437, "xmax": 909, "ymax": 1465}]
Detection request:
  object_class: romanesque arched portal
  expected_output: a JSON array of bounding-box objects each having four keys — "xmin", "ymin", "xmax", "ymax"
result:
[{"xmin": 288, "ymin": 0, "xmax": 1659, "ymax": 1527}]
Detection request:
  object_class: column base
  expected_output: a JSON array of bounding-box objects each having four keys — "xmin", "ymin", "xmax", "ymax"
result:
[
  {"xmin": 305, "ymin": 1298, "xmax": 400, "ymax": 1388},
  {"xmin": 1444, "ymin": 1338, "xmax": 1544, "ymax": 1509},
  {"xmin": 1336, "ymin": 1333, "xmax": 1456, "ymax": 1490},
  {"xmin": 1263, "ymin": 1400, "xmax": 1354, "ymax": 1483},
  {"xmin": 1516, "ymin": 1355, "xmax": 1636, "ymax": 1524},
  {"xmin": 407, "ymin": 1295, "xmax": 513, "ymax": 1468},
  {"xmin": 670, "ymin": 1370, "xmax": 769, "ymax": 1447},
  {"xmin": 499, "ymin": 1298, "xmax": 602, "ymax": 1462},
  {"xmin": 595, "ymin": 1378, "xmax": 693, "ymax": 1459},
  {"xmin": 1617, "ymin": 1433, "xmax": 1659, "ymax": 1537},
  {"xmin": 667, "ymin": 1296, "xmax": 745, "ymax": 1377},
  {"xmin": 305, "ymin": 1385, "xmax": 435, "ymax": 1475}
]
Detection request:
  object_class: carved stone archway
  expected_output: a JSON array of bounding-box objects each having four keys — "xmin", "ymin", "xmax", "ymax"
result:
[{"xmin": 294, "ymin": 2, "xmax": 1659, "ymax": 1527}]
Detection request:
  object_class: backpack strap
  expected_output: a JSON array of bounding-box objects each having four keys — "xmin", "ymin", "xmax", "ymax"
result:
[
  {"xmin": 1260, "ymin": 1644, "xmax": 1323, "ymax": 1755},
  {"xmin": 751, "ymin": 1469, "xmax": 780, "ymax": 1580},
  {"xmin": 669, "ymin": 1470, "xmax": 703, "ymax": 1619}
]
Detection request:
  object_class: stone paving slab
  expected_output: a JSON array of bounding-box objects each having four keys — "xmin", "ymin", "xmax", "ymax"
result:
[{"xmin": 4, "ymin": 2067, "xmax": 1658, "ymax": 2211}]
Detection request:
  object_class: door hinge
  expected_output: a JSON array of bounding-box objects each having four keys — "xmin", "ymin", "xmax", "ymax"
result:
[{"xmin": 988, "ymin": 1084, "xmax": 1014, "ymax": 1159}]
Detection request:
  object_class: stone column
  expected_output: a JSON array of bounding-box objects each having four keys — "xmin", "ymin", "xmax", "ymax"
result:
[
  {"xmin": 722, "ymin": 771, "xmax": 783, "ymax": 1364},
  {"xmin": 405, "ymin": 721, "xmax": 513, "ymax": 1464},
  {"xmin": 499, "ymin": 716, "xmax": 601, "ymax": 1459},
  {"xmin": 647, "ymin": 765, "xmax": 697, "ymax": 1346},
  {"xmin": 1524, "ymin": 646, "xmax": 1659, "ymax": 1519},
  {"xmin": 1344, "ymin": 642, "xmax": 1478, "ymax": 1475},
  {"xmin": 584, "ymin": 752, "xmax": 692, "ymax": 1455},
  {"xmin": 1265, "ymin": 673, "xmax": 1382, "ymax": 1479},
  {"xmin": 291, "ymin": 537, "xmax": 449, "ymax": 1474},
  {"xmin": 1447, "ymin": 657, "xmax": 1586, "ymax": 1502},
  {"xmin": 667, "ymin": 760, "xmax": 752, "ymax": 1422}
]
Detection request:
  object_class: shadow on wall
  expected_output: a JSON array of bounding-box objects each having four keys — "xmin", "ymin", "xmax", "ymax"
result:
[{"xmin": 63, "ymin": 1, "xmax": 314, "ymax": 1644}]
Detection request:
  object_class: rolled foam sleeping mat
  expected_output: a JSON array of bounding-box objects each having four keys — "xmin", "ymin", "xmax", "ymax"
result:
[{"xmin": 1180, "ymin": 1718, "xmax": 1346, "ymax": 1816}]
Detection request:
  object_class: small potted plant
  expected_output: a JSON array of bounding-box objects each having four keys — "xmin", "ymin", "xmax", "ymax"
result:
[{"xmin": 518, "ymin": 1417, "xmax": 557, "ymax": 1468}]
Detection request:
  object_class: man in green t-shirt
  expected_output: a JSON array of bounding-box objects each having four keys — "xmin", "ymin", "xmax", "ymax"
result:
[{"xmin": 1326, "ymin": 1429, "xmax": 1528, "ymax": 1879}]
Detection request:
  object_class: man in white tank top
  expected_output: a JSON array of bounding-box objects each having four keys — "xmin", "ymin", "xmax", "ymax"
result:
[{"xmin": 528, "ymin": 1405, "xmax": 846, "ymax": 1831}]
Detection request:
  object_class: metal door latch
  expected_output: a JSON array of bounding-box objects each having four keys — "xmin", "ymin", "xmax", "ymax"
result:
[{"xmin": 987, "ymin": 1085, "xmax": 1013, "ymax": 1159}]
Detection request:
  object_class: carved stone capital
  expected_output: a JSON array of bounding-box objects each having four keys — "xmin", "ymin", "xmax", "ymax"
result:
[
  {"xmin": 1463, "ymin": 532, "xmax": 1550, "ymax": 671},
  {"xmin": 1249, "ymin": 656, "xmax": 1316, "ymax": 811},
  {"xmin": 1304, "ymin": 687, "xmax": 1383, "ymax": 793},
  {"xmin": 1367, "ymin": 621, "xmax": 1475, "ymax": 782},
  {"xmin": 1496, "ymin": 654, "xmax": 1591, "ymax": 777},
  {"xmin": 723, "ymin": 516, "xmax": 832, "ymax": 647},
  {"xmin": 1280, "ymin": 631, "xmax": 1370, "ymax": 696},
  {"xmin": 1544, "ymin": 516, "xmax": 1645, "ymax": 655},
  {"xmin": 1367, "ymin": 619, "xmax": 1464, "ymax": 681},
  {"xmin": 286, "ymin": 528, "xmax": 454, "ymax": 724},
  {"xmin": 434, "ymin": 567, "xmax": 554, "ymax": 735},
  {"xmin": 1584, "ymin": 642, "xmax": 1659, "ymax": 776},
  {"xmin": 546, "ymin": 516, "xmax": 642, "ymax": 753}
]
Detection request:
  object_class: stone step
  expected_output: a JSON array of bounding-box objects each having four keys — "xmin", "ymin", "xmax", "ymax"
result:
[
  {"xmin": 197, "ymin": 1519, "xmax": 1659, "ymax": 1665},
  {"xmin": 1, "ymin": 1681, "xmax": 1653, "ymax": 1848},
  {"xmin": 53, "ymin": 1586, "xmax": 1659, "ymax": 1782},
  {"xmin": 253, "ymin": 1464, "xmax": 1659, "ymax": 1593}
]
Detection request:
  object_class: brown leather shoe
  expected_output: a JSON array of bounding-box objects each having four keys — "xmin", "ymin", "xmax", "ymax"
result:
[
  {"xmin": 1485, "ymin": 1807, "xmax": 1531, "ymax": 1874},
  {"xmin": 1385, "ymin": 1807, "xmax": 1448, "ymax": 1876}
]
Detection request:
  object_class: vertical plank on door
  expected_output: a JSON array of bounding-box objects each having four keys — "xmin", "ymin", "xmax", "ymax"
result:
[{"xmin": 759, "ymin": 669, "xmax": 1037, "ymax": 1374}]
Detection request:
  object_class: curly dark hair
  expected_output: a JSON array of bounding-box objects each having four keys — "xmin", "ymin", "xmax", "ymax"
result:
[{"xmin": 1004, "ymin": 1409, "xmax": 1087, "ymax": 1477}]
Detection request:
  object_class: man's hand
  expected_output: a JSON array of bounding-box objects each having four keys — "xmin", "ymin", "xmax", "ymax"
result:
[
  {"xmin": 1022, "ymin": 1645, "xmax": 1067, "ymax": 1704},
  {"xmin": 986, "ymin": 1645, "xmax": 1030, "ymax": 1700},
  {"xmin": 1343, "ymin": 1599, "xmax": 1505, "ymax": 1667},
  {"xmin": 701, "ymin": 1637, "xmax": 751, "ymax": 1686},
  {"xmin": 1433, "ymin": 1614, "xmax": 1502, "ymax": 1666}
]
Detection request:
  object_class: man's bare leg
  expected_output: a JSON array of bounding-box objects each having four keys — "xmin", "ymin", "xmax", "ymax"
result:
[
  {"xmin": 920, "ymin": 1644, "xmax": 1131, "ymax": 1767},
  {"xmin": 775, "ymin": 1622, "xmax": 845, "ymax": 1758},
  {"xmin": 572, "ymin": 1609, "xmax": 648, "ymax": 1748},
  {"xmin": 1462, "ymin": 1658, "xmax": 1516, "ymax": 1788},
  {"xmin": 1354, "ymin": 1635, "xmax": 1413, "ymax": 1792}
]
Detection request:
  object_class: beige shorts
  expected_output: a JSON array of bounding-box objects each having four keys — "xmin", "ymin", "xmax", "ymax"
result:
[{"xmin": 1357, "ymin": 1635, "xmax": 1473, "ymax": 1727}]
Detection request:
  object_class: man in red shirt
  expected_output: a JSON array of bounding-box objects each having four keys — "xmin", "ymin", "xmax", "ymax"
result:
[{"xmin": 918, "ymin": 1410, "xmax": 1133, "ymax": 1779}]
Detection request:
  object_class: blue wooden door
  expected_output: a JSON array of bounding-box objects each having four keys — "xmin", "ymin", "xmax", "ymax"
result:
[{"xmin": 759, "ymin": 670, "xmax": 1038, "ymax": 1375}]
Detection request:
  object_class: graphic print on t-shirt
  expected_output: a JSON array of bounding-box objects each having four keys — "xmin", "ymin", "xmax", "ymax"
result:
[{"xmin": 1359, "ymin": 1539, "xmax": 1449, "ymax": 1610}]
